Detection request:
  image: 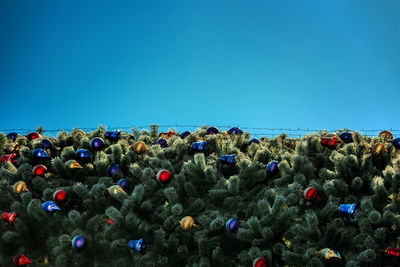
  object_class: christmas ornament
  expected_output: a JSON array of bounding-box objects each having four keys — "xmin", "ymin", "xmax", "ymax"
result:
[
  {"xmin": 129, "ymin": 238, "xmax": 147, "ymax": 254},
  {"xmin": 1, "ymin": 153, "xmax": 18, "ymax": 164},
  {"xmin": 192, "ymin": 141, "xmax": 208, "ymax": 152},
  {"xmin": 393, "ymin": 138, "xmax": 400, "ymax": 149},
  {"xmin": 41, "ymin": 201, "xmax": 61, "ymax": 212},
  {"xmin": 225, "ymin": 218, "xmax": 240, "ymax": 233},
  {"xmin": 206, "ymin": 127, "xmax": 219, "ymax": 135},
  {"xmin": 132, "ymin": 141, "xmax": 147, "ymax": 155},
  {"xmin": 64, "ymin": 160, "xmax": 83, "ymax": 169},
  {"xmin": 156, "ymin": 138, "xmax": 168, "ymax": 148},
  {"xmin": 108, "ymin": 164, "xmax": 121, "ymax": 176},
  {"xmin": 220, "ymin": 154, "xmax": 236, "ymax": 165},
  {"xmin": 253, "ymin": 257, "xmax": 267, "ymax": 267},
  {"xmin": 41, "ymin": 139, "xmax": 53, "ymax": 149},
  {"xmin": 283, "ymin": 138, "xmax": 300, "ymax": 149},
  {"xmin": 303, "ymin": 187, "xmax": 319, "ymax": 200},
  {"xmin": 13, "ymin": 181, "xmax": 28, "ymax": 194},
  {"xmin": 266, "ymin": 161, "xmax": 279, "ymax": 175},
  {"xmin": 75, "ymin": 149, "xmax": 92, "ymax": 162},
  {"xmin": 53, "ymin": 190, "xmax": 67, "ymax": 204},
  {"xmin": 316, "ymin": 248, "xmax": 342, "ymax": 260},
  {"xmin": 72, "ymin": 235, "xmax": 86, "ymax": 249},
  {"xmin": 338, "ymin": 203, "xmax": 357, "ymax": 215},
  {"xmin": 179, "ymin": 216, "xmax": 196, "ymax": 230},
  {"xmin": 12, "ymin": 254, "xmax": 32, "ymax": 265},
  {"xmin": 2, "ymin": 212, "xmax": 17, "ymax": 224},
  {"xmin": 321, "ymin": 136, "xmax": 340, "ymax": 150},
  {"xmin": 379, "ymin": 130, "xmax": 393, "ymax": 141},
  {"xmin": 107, "ymin": 185, "xmax": 127, "ymax": 198},
  {"xmin": 339, "ymin": 132, "xmax": 353, "ymax": 143},
  {"xmin": 26, "ymin": 132, "xmax": 41, "ymax": 140},
  {"xmin": 248, "ymin": 138, "xmax": 260, "ymax": 145},
  {"xmin": 104, "ymin": 130, "xmax": 121, "ymax": 141},
  {"xmin": 180, "ymin": 131, "xmax": 191, "ymax": 139},
  {"xmin": 32, "ymin": 165, "xmax": 48, "ymax": 176},
  {"xmin": 90, "ymin": 137, "xmax": 105, "ymax": 151},
  {"xmin": 228, "ymin": 127, "xmax": 243, "ymax": 135},
  {"xmin": 117, "ymin": 178, "xmax": 131, "ymax": 192},
  {"xmin": 376, "ymin": 247, "xmax": 400, "ymax": 257},
  {"xmin": 371, "ymin": 143, "xmax": 388, "ymax": 156},
  {"xmin": 282, "ymin": 236, "xmax": 292, "ymax": 248},
  {"xmin": 159, "ymin": 130, "xmax": 175, "ymax": 138},
  {"xmin": 32, "ymin": 148, "xmax": 49, "ymax": 160},
  {"xmin": 72, "ymin": 129, "xmax": 86, "ymax": 136},
  {"xmin": 7, "ymin": 132, "xmax": 19, "ymax": 141},
  {"xmin": 157, "ymin": 169, "xmax": 172, "ymax": 184},
  {"xmin": 108, "ymin": 217, "xmax": 115, "ymax": 226},
  {"xmin": 3, "ymin": 142, "xmax": 19, "ymax": 154}
]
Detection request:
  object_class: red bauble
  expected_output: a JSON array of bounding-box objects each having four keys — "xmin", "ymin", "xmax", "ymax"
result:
[
  {"xmin": 2, "ymin": 212, "xmax": 17, "ymax": 224},
  {"xmin": 32, "ymin": 165, "xmax": 48, "ymax": 176},
  {"xmin": 53, "ymin": 189, "xmax": 67, "ymax": 204},
  {"xmin": 157, "ymin": 169, "xmax": 172, "ymax": 184},
  {"xmin": 12, "ymin": 254, "xmax": 32, "ymax": 265},
  {"xmin": 1, "ymin": 153, "xmax": 18, "ymax": 164},
  {"xmin": 253, "ymin": 257, "xmax": 267, "ymax": 267},
  {"xmin": 108, "ymin": 218, "xmax": 115, "ymax": 226},
  {"xmin": 26, "ymin": 132, "xmax": 41, "ymax": 140},
  {"xmin": 321, "ymin": 136, "xmax": 339, "ymax": 150},
  {"xmin": 304, "ymin": 187, "xmax": 319, "ymax": 200}
]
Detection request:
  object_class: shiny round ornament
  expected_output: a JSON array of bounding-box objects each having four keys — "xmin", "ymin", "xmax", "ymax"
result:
[
  {"xmin": 104, "ymin": 130, "xmax": 121, "ymax": 141},
  {"xmin": 41, "ymin": 201, "xmax": 61, "ymax": 212},
  {"xmin": 1, "ymin": 153, "xmax": 18, "ymax": 164},
  {"xmin": 129, "ymin": 238, "xmax": 147, "ymax": 254},
  {"xmin": 132, "ymin": 141, "xmax": 147, "ymax": 155},
  {"xmin": 321, "ymin": 136, "xmax": 340, "ymax": 150},
  {"xmin": 253, "ymin": 257, "xmax": 267, "ymax": 267},
  {"xmin": 13, "ymin": 181, "xmax": 28, "ymax": 194},
  {"xmin": 379, "ymin": 130, "xmax": 393, "ymax": 141},
  {"xmin": 75, "ymin": 149, "xmax": 92, "ymax": 162},
  {"xmin": 2, "ymin": 212, "xmax": 17, "ymax": 224},
  {"xmin": 72, "ymin": 235, "xmax": 87, "ymax": 249},
  {"xmin": 220, "ymin": 154, "xmax": 236, "ymax": 165},
  {"xmin": 338, "ymin": 203, "xmax": 357, "ymax": 215},
  {"xmin": 304, "ymin": 187, "xmax": 319, "ymax": 200},
  {"xmin": 7, "ymin": 132, "xmax": 19, "ymax": 141},
  {"xmin": 108, "ymin": 217, "xmax": 115, "ymax": 226},
  {"xmin": 179, "ymin": 216, "xmax": 196, "ymax": 230},
  {"xmin": 32, "ymin": 148, "xmax": 49, "ymax": 160},
  {"xmin": 3, "ymin": 142, "xmax": 19, "ymax": 154},
  {"xmin": 248, "ymin": 138, "xmax": 260, "ymax": 145},
  {"xmin": 371, "ymin": 143, "xmax": 388, "ymax": 156},
  {"xmin": 225, "ymin": 218, "xmax": 240, "ymax": 233},
  {"xmin": 180, "ymin": 131, "xmax": 191, "ymax": 139},
  {"xmin": 26, "ymin": 132, "xmax": 41, "ymax": 140},
  {"xmin": 108, "ymin": 164, "xmax": 122, "ymax": 176},
  {"xmin": 107, "ymin": 185, "xmax": 127, "ymax": 198},
  {"xmin": 316, "ymin": 248, "xmax": 342, "ymax": 261},
  {"xmin": 156, "ymin": 138, "xmax": 168, "ymax": 148},
  {"xmin": 53, "ymin": 189, "xmax": 67, "ymax": 204},
  {"xmin": 32, "ymin": 165, "xmax": 48, "ymax": 176},
  {"xmin": 206, "ymin": 127, "xmax": 219, "ymax": 135},
  {"xmin": 157, "ymin": 169, "xmax": 172, "ymax": 184},
  {"xmin": 393, "ymin": 138, "xmax": 400, "ymax": 149},
  {"xmin": 64, "ymin": 160, "xmax": 83, "ymax": 169},
  {"xmin": 41, "ymin": 139, "xmax": 53, "ymax": 149},
  {"xmin": 90, "ymin": 137, "xmax": 105, "ymax": 151},
  {"xmin": 339, "ymin": 132, "xmax": 353, "ymax": 143},
  {"xmin": 266, "ymin": 161, "xmax": 279, "ymax": 175},
  {"xmin": 228, "ymin": 127, "xmax": 243, "ymax": 135},
  {"xmin": 12, "ymin": 254, "xmax": 32, "ymax": 266},
  {"xmin": 192, "ymin": 141, "xmax": 208, "ymax": 152},
  {"xmin": 117, "ymin": 178, "xmax": 131, "ymax": 192}
]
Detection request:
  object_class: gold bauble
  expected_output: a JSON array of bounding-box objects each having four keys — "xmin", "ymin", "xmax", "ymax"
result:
[
  {"xmin": 133, "ymin": 141, "xmax": 147, "ymax": 155},
  {"xmin": 179, "ymin": 216, "xmax": 196, "ymax": 230},
  {"xmin": 3, "ymin": 143, "xmax": 19, "ymax": 154},
  {"xmin": 379, "ymin": 130, "xmax": 393, "ymax": 142},
  {"xmin": 13, "ymin": 181, "xmax": 28, "ymax": 194},
  {"xmin": 371, "ymin": 143, "xmax": 388, "ymax": 156},
  {"xmin": 64, "ymin": 160, "xmax": 83, "ymax": 169},
  {"xmin": 316, "ymin": 248, "xmax": 341, "ymax": 260},
  {"xmin": 107, "ymin": 185, "xmax": 127, "ymax": 197}
]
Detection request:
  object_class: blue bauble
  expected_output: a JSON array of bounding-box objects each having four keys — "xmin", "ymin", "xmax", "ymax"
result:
[
  {"xmin": 228, "ymin": 127, "xmax": 243, "ymax": 135},
  {"xmin": 41, "ymin": 201, "xmax": 61, "ymax": 212},
  {"xmin": 339, "ymin": 203, "xmax": 357, "ymax": 215},
  {"xmin": 393, "ymin": 138, "xmax": 400, "ymax": 149},
  {"xmin": 339, "ymin": 132, "xmax": 353, "ymax": 143},
  {"xmin": 156, "ymin": 138, "xmax": 168, "ymax": 148},
  {"xmin": 129, "ymin": 238, "xmax": 146, "ymax": 254},
  {"xmin": 7, "ymin": 132, "xmax": 19, "ymax": 141},
  {"xmin": 42, "ymin": 139, "xmax": 53, "ymax": 149},
  {"xmin": 104, "ymin": 130, "xmax": 121, "ymax": 141},
  {"xmin": 220, "ymin": 154, "xmax": 236, "ymax": 165},
  {"xmin": 266, "ymin": 161, "xmax": 279, "ymax": 175},
  {"xmin": 225, "ymin": 218, "xmax": 240, "ymax": 233},
  {"xmin": 192, "ymin": 141, "xmax": 208, "ymax": 152},
  {"xmin": 109, "ymin": 164, "xmax": 122, "ymax": 176},
  {"xmin": 117, "ymin": 178, "xmax": 131, "ymax": 192},
  {"xmin": 180, "ymin": 131, "xmax": 191, "ymax": 139},
  {"xmin": 32, "ymin": 148, "xmax": 49, "ymax": 159},
  {"xmin": 206, "ymin": 127, "xmax": 219, "ymax": 135},
  {"xmin": 76, "ymin": 149, "xmax": 92, "ymax": 162},
  {"xmin": 72, "ymin": 235, "xmax": 86, "ymax": 249},
  {"xmin": 90, "ymin": 137, "xmax": 105, "ymax": 151},
  {"xmin": 248, "ymin": 138, "xmax": 260, "ymax": 145}
]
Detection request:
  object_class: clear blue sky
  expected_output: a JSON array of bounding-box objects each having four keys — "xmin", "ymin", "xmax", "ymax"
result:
[{"xmin": 1, "ymin": 0, "xmax": 399, "ymax": 137}]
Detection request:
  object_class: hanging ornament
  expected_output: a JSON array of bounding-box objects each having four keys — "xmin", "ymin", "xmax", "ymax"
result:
[
  {"xmin": 393, "ymin": 138, "xmax": 400, "ymax": 149},
  {"xmin": 12, "ymin": 254, "xmax": 32, "ymax": 265},
  {"xmin": 41, "ymin": 139, "xmax": 53, "ymax": 149},
  {"xmin": 129, "ymin": 238, "xmax": 147, "ymax": 254},
  {"xmin": 13, "ymin": 181, "xmax": 28, "ymax": 194},
  {"xmin": 253, "ymin": 257, "xmax": 267, "ymax": 267},
  {"xmin": 206, "ymin": 127, "xmax": 219, "ymax": 135},
  {"xmin": 376, "ymin": 247, "xmax": 400, "ymax": 257},
  {"xmin": 156, "ymin": 138, "xmax": 168, "ymax": 148},
  {"xmin": 192, "ymin": 141, "xmax": 208, "ymax": 152},
  {"xmin": 108, "ymin": 164, "xmax": 122, "ymax": 176},
  {"xmin": 107, "ymin": 185, "xmax": 127, "ymax": 198},
  {"xmin": 64, "ymin": 160, "xmax": 83, "ymax": 169},
  {"xmin": 338, "ymin": 203, "xmax": 357, "ymax": 216},
  {"xmin": 283, "ymin": 138, "xmax": 300, "ymax": 149},
  {"xmin": 107, "ymin": 217, "xmax": 115, "ymax": 226},
  {"xmin": 41, "ymin": 201, "xmax": 61, "ymax": 212},
  {"xmin": 180, "ymin": 131, "xmax": 191, "ymax": 139},
  {"xmin": 316, "ymin": 248, "xmax": 342, "ymax": 261},
  {"xmin": 72, "ymin": 235, "xmax": 87, "ymax": 249},
  {"xmin": 248, "ymin": 138, "xmax": 260, "ymax": 145},
  {"xmin": 157, "ymin": 169, "xmax": 172, "ymax": 184},
  {"xmin": 266, "ymin": 161, "xmax": 279, "ymax": 175},
  {"xmin": 379, "ymin": 130, "xmax": 393, "ymax": 142},
  {"xmin": 321, "ymin": 136, "xmax": 340, "ymax": 150},
  {"xmin": 117, "ymin": 178, "xmax": 131, "ymax": 192},
  {"xmin": 228, "ymin": 127, "xmax": 243, "ymax": 135},
  {"xmin": 32, "ymin": 148, "xmax": 49, "ymax": 160},
  {"xmin": 3, "ymin": 142, "xmax": 20, "ymax": 154},
  {"xmin": 220, "ymin": 154, "xmax": 236, "ymax": 165},
  {"xmin": 371, "ymin": 143, "xmax": 388, "ymax": 156},
  {"xmin": 26, "ymin": 132, "xmax": 41, "ymax": 140},
  {"xmin": 303, "ymin": 187, "xmax": 319, "ymax": 200},
  {"xmin": 338, "ymin": 132, "xmax": 353, "ymax": 143},
  {"xmin": 75, "ymin": 149, "xmax": 92, "ymax": 163},
  {"xmin": 132, "ymin": 141, "xmax": 147, "ymax": 155},
  {"xmin": 53, "ymin": 189, "xmax": 67, "ymax": 204},
  {"xmin": 1, "ymin": 153, "xmax": 18, "ymax": 164},
  {"xmin": 159, "ymin": 130, "xmax": 175, "ymax": 138},
  {"xmin": 179, "ymin": 216, "xmax": 196, "ymax": 230},
  {"xmin": 32, "ymin": 165, "xmax": 48, "ymax": 176},
  {"xmin": 7, "ymin": 132, "xmax": 19, "ymax": 141},
  {"xmin": 104, "ymin": 130, "xmax": 121, "ymax": 141},
  {"xmin": 2, "ymin": 212, "xmax": 17, "ymax": 224},
  {"xmin": 90, "ymin": 137, "xmax": 105, "ymax": 151},
  {"xmin": 225, "ymin": 218, "xmax": 240, "ymax": 233}
]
